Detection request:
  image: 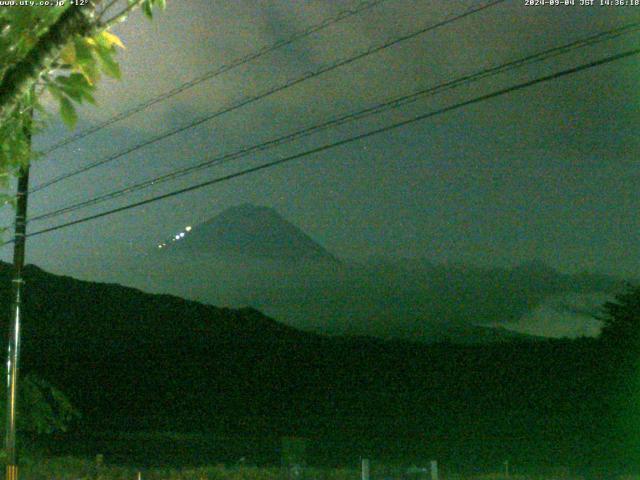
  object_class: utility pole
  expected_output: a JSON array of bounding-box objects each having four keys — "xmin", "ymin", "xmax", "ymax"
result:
[
  {"xmin": 361, "ymin": 458, "xmax": 370, "ymax": 480},
  {"xmin": 4, "ymin": 108, "xmax": 32, "ymax": 480}
]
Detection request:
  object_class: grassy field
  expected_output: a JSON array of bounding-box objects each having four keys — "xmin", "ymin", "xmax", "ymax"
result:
[
  {"xmin": 15, "ymin": 457, "xmax": 635, "ymax": 480},
  {"xmin": 20, "ymin": 459, "xmax": 356, "ymax": 480}
]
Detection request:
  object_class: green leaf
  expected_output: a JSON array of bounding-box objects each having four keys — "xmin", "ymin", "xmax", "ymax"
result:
[
  {"xmin": 58, "ymin": 72, "xmax": 91, "ymax": 90},
  {"xmin": 46, "ymin": 83, "xmax": 64, "ymax": 101},
  {"xmin": 142, "ymin": 0, "xmax": 153, "ymax": 19},
  {"xmin": 73, "ymin": 37, "xmax": 94, "ymax": 65},
  {"xmin": 55, "ymin": 82, "xmax": 82, "ymax": 103},
  {"xmin": 79, "ymin": 60, "xmax": 100, "ymax": 85},
  {"xmin": 59, "ymin": 96, "xmax": 77, "ymax": 129},
  {"xmin": 95, "ymin": 45, "xmax": 121, "ymax": 79},
  {"xmin": 80, "ymin": 89, "xmax": 96, "ymax": 105},
  {"xmin": 56, "ymin": 73, "xmax": 97, "ymax": 104}
]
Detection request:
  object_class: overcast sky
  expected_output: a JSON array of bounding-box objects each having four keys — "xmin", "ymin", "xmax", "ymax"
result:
[{"xmin": 1, "ymin": 0, "xmax": 638, "ymax": 282}]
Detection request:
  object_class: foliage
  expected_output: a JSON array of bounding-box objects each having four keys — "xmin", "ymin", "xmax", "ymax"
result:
[
  {"xmin": 0, "ymin": 376, "xmax": 78, "ymax": 467},
  {"xmin": 0, "ymin": 6, "xmax": 68, "ymax": 77},
  {"xmin": 19, "ymin": 374, "xmax": 80, "ymax": 434},
  {"xmin": 598, "ymin": 284, "xmax": 640, "ymax": 350},
  {"xmin": 0, "ymin": 373, "xmax": 80, "ymax": 435},
  {"xmin": 0, "ymin": 0, "xmax": 166, "ymax": 187},
  {"xmin": 47, "ymin": 29, "xmax": 125, "ymax": 127}
]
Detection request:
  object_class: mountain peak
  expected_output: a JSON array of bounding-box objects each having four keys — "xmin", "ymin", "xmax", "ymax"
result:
[
  {"xmin": 158, "ymin": 204, "xmax": 337, "ymax": 262},
  {"xmin": 225, "ymin": 203, "xmax": 276, "ymax": 214}
]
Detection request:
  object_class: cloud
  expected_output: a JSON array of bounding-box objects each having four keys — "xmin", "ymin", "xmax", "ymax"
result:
[
  {"xmin": 503, "ymin": 292, "xmax": 612, "ymax": 338},
  {"xmin": 21, "ymin": 0, "xmax": 640, "ymax": 286}
]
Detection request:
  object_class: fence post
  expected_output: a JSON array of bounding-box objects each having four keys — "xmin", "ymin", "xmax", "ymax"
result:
[
  {"xmin": 361, "ymin": 458, "xmax": 370, "ymax": 480},
  {"xmin": 430, "ymin": 460, "xmax": 438, "ymax": 480}
]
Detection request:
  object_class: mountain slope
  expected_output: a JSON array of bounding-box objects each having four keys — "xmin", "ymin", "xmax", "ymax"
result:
[
  {"xmin": 157, "ymin": 204, "xmax": 337, "ymax": 262},
  {"xmin": 0, "ymin": 262, "xmax": 318, "ymax": 431},
  {"xmin": 215, "ymin": 258, "xmax": 624, "ymax": 341}
]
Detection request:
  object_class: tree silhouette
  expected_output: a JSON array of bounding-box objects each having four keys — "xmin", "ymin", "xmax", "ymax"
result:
[
  {"xmin": 0, "ymin": 374, "xmax": 79, "ymax": 436},
  {"xmin": 598, "ymin": 284, "xmax": 640, "ymax": 352}
]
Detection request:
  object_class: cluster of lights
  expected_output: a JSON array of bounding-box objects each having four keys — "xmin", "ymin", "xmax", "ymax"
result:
[{"xmin": 158, "ymin": 225, "xmax": 192, "ymax": 249}]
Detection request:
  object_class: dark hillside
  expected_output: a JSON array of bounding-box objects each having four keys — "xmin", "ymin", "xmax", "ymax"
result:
[{"xmin": 0, "ymin": 263, "xmax": 627, "ymax": 471}]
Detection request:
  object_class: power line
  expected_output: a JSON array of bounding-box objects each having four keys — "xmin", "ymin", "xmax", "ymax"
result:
[
  {"xmin": 12, "ymin": 47, "xmax": 638, "ymax": 246},
  {"xmin": 25, "ymin": 21, "xmax": 640, "ymax": 224},
  {"xmin": 30, "ymin": 0, "xmax": 506, "ymax": 194},
  {"xmin": 38, "ymin": 0, "xmax": 390, "ymax": 156}
]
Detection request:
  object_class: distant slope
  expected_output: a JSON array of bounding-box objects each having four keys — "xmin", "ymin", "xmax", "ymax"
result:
[
  {"xmin": 136, "ymin": 205, "xmax": 627, "ymax": 341},
  {"xmin": 210, "ymin": 258, "xmax": 624, "ymax": 341},
  {"xmin": 435, "ymin": 324, "xmax": 545, "ymax": 344}
]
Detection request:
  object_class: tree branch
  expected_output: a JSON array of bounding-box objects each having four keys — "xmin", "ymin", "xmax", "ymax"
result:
[
  {"xmin": 98, "ymin": 0, "xmax": 122, "ymax": 22},
  {"xmin": 0, "ymin": 2, "xmax": 99, "ymax": 127},
  {"xmin": 100, "ymin": 0, "xmax": 145, "ymax": 30}
]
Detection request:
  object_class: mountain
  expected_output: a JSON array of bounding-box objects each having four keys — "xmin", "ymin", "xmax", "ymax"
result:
[
  {"xmin": 156, "ymin": 204, "xmax": 337, "ymax": 262},
  {"xmin": 137, "ymin": 204, "xmax": 626, "ymax": 341},
  {"xmin": 0, "ymin": 262, "xmax": 628, "ymax": 471},
  {"xmin": 0, "ymin": 261, "xmax": 537, "ymax": 436},
  {"xmin": 0, "ymin": 262, "xmax": 319, "ymax": 430},
  {"xmin": 208, "ymin": 258, "xmax": 623, "ymax": 341},
  {"xmin": 130, "ymin": 253, "xmax": 623, "ymax": 342}
]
